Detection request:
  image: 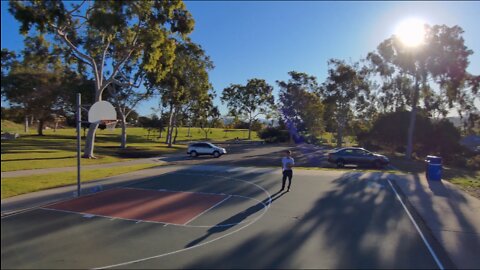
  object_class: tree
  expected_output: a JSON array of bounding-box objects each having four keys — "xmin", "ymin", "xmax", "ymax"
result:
[
  {"xmin": 319, "ymin": 60, "xmax": 370, "ymax": 147},
  {"xmin": 221, "ymin": 78, "xmax": 275, "ymax": 140},
  {"xmin": 2, "ymin": 36, "xmax": 72, "ymax": 135},
  {"xmin": 277, "ymin": 71, "xmax": 324, "ymax": 143},
  {"xmin": 1, "ymin": 49, "xmax": 17, "ymax": 97},
  {"xmin": 367, "ymin": 111, "xmax": 433, "ymax": 152},
  {"xmin": 153, "ymin": 42, "xmax": 214, "ymax": 147},
  {"xmin": 107, "ymin": 81, "xmax": 152, "ymax": 149},
  {"xmin": 9, "ymin": 0, "xmax": 194, "ymax": 157},
  {"xmin": 368, "ymin": 24, "xmax": 478, "ymax": 159},
  {"xmin": 192, "ymin": 93, "xmax": 219, "ymax": 140}
]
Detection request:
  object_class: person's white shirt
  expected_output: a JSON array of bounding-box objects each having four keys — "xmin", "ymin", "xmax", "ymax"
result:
[{"xmin": 282, "ymin": 156, "xmax": 294, "ymax": 171}]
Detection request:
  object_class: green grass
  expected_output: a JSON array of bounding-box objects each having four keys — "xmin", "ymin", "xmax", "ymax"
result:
[
  {"xmin": 1, "ymin": 120, "xmax": 32, "ymax": 135},
  {"xmin": 389, "ymin": 156, "xmax": 480, "ymax": 196},
  {"xmin": 449, "ymin": 177, "xmax": 480, "ymax": 189},
  {"xmin": 1, "ymin": 126, "xmax": 257, "ymax": 172},
  {"xmin": 1, "ymin": 163, "xmax": 160, "ymax": 199}
]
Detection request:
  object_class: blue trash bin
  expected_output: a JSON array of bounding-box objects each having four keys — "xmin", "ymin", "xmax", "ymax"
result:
[{"xmin": 425, "ymin": 155, "xmax": 442, "ymax": 181}]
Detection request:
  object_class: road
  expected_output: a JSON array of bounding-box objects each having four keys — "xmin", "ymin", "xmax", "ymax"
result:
[{"xmin": 159, "ymin": 143, "xmax": 333, "ymax": 168}]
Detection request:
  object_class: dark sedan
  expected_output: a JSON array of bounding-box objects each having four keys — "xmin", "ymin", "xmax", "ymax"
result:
[{"xmin": 327, "ymin": 147, "xmax": 389, "ymax": 169}]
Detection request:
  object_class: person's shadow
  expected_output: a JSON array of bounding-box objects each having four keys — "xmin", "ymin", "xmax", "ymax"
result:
[{"xmin": 185, "ymin": 190, "xmax": 288, "ymax": 248}]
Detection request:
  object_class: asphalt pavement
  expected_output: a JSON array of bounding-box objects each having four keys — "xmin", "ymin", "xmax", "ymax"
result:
[
  {"xmin": 2, "ymin": 166, "xmax": 442, "ymax": 269},
  {"xmin": 2, "ymin": 143, "xmax": 479, "ymax": 269}
]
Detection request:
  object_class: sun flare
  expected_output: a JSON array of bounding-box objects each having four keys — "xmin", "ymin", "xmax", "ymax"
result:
[{"xmin": 395, "ymin": 18, "xmax": 427, "ymax": 47}]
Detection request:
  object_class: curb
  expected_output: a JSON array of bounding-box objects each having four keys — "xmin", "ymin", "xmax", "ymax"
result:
[{"xmin": 388, "ymin": 177, "xmax": 457, "ymax": 270}]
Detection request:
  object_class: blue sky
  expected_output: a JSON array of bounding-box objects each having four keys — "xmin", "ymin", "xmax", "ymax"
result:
[{"xmin": 2, "ymin": 1, "xmax": 479, "ymax": 117}]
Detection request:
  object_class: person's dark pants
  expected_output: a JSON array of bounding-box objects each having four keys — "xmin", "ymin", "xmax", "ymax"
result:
[{"xmin": 282, "ymin": 170, "xmax": 293, "ymax": 190}]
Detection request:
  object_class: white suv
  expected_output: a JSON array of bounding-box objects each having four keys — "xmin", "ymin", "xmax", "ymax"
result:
[{"xmin": 187, "ymin": 142, "xmax": 227, "ymax": 158}]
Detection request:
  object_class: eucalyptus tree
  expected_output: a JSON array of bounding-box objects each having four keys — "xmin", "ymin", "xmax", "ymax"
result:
[
  {"xmin": 2, "ymin": 36, "xmax": 72, "ymax": 135},
  {"xmin": 319, "ymin": 60, "xmax": 370, "ymax": 147},
  {"xmin": 277, "ymin": 71, "xmax": 324, "ymax": 142},
  {"xmin": 1, "ymin": 49, "xmax": 17, "ymax": 95},
  {"xmin": 191, "ymin": 92, "xmax": 220, "ymax": 140},
  {"xmin": 368, "ymin": 24, "xmax": 479, "ymax": 158},
  {"xmin": 9, "ymin": 0, "xmax": 194, "ymax": 157},
  {"xmin": 107, "ymin": 81, "xmax": 152, "ymax": 149},
  {"xmin": 221, "ymin": 79, "xmax": 275, "ymax": 140},
  {"xmin": 154, "ymin": 42, "xmax": 213, "ymax": 147}
]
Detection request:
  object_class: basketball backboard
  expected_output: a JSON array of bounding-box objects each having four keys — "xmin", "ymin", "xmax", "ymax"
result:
[{"xmin": 88, "ymin": 101, "xmax": 117, "ymax": 123}]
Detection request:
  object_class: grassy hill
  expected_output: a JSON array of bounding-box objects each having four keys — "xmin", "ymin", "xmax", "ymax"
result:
[{"xmin": 1, "ymin": 120, "xmax": 30, "ymax": 134}]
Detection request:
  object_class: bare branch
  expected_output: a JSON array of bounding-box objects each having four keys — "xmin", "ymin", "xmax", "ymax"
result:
[
  {"xmin": 99, "ymin": 37, "xmax": 112, "ymax": 87},
  {"xmin": 110, "ymin": 78, "xmax": 134, "ymax": 89},
  {"xmin": 66, "ymin": 0, "xmax": 86, "ymax": 16},
  {"xmin": 72, "ymin": 14, "xmax": 89, "ymax": 20},
  {"xmin": 56, "ymin": 29, "xmax": 94, "ymax": 67},
  {"xmin": 71, "ymin": 19, "xmax": 89, "ymax": 31},
  {"xmin": 103, "ymin": 20, "xmax": 143, "ymax": 91},
  {"xmin": 108, "ymin": 36, "xmax": 140, "ymax": 80}
]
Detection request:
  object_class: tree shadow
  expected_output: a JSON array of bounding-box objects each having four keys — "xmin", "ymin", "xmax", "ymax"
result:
[
  {"xmin": 185, "ymin": 189, "xmax": 288, "ymax": 248},
  {"xmin": 182, "ymin": 172, "xmax": 447, "ymax": 269}
]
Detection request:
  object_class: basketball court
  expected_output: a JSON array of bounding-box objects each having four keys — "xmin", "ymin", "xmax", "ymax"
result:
[{"xmin": 1, "ymin": 166, "xmax": 443, "ymax": 269}]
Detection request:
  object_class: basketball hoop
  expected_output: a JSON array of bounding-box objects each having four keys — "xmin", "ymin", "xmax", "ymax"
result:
[
  {"xmin": 88, "ymin": 100, "xmax": 118, "ymax": 131},
  {"xmin": 100, "ymin": 120, "xmax": 118, "ymax": 131}
]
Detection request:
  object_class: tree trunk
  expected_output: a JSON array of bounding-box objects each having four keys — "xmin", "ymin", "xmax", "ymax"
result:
[
  {"xmin": 248, "ymin": 119, "xmax": 252, "ymax": 140},
  {"xmin": 405, "ymin": 76, "xmax": 420, "ymax": 159},
  {"xmin": 165, "ymin": 105, "xmax": 174, "ymax": 147},
  {"xmin": 83, "ymin": 122, "xmax": 99, "ymax": 158},
  {"xmin": 336, "ymin": 126, "xmax": 343, "ymax": 148},
  {"xmin": 172, "ymin": 109, "xmax": 179, "ymax": 144},
  {"xmin": 37, "ymin": 119, "xmax": 44, "ymax": 136},
  {"xmin": 187, "ymin": 125, "xmax": 191, "ymax": 137},
  {"xmin": 173, "ymin": 126, "xmax": 178, "ymax": 144},
  {"xmin": 83, "ymin": 91, "xmax": 103, "ymax": 158},
  {"xmin": 24, "ymin": 115, "xmax": 29, "ymax": 133},
  {"xmin": 336, "ymin": 109, "xmax": 346, "ymax": 148},
  {"xmin": 120, "ymin": 115, "xmax": 127, "ymax": 149},
  {"xmin": 54, "ymin": 121, "xmax": 58, "ymax": 132}
]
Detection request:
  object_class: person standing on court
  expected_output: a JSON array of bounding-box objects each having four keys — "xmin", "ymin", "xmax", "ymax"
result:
[{"xmin": 281, "ymin": 150, "xmax": 295, "ymax": 192}]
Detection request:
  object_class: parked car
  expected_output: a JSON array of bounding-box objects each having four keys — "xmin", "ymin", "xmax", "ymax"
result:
[
  {"xmin": 327, "ymin": 147, "xmax": 389, "ymax": 168},
  {"xmin": 187, "ymin": 142, "xmax": 227, "ymax": 158}
]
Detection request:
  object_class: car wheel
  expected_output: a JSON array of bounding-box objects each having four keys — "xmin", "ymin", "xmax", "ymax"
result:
[
  {"xmin": 190, "ymin": 151, "xmax": 198, "ymax": 157},
  {"xmin": 213, "ymin": 151, "xmax": 220, "ymax": 158},
  {"xmin": 336, "ymin": 159, "xmax": 345, "ymax": 168},
  {"xmin": 374, "ymin": 160, "xmax": 383, "ymax": 169}
]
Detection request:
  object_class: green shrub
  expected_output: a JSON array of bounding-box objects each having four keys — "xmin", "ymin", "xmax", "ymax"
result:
[
  {"xmin": 466, "ymin": 155, "xmax": 480, "ymax": 170},
  {"xmin": 257, "ymin": 127, "xmax": 289, "ymax": 143}
]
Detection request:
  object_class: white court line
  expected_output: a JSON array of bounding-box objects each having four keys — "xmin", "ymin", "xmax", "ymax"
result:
[
  {"xmin": 1, "ymin": 170, "xmax": 181, "ymax": 219},
  {"xmin": 40, "ymin": 188, "xmax": 268, "ymax": 229},
  {"xmin": 387, "ymin": 178, "xmax": 444, "ymax": 270},
  {"xmin": 40, "ymin": 207, "xmax": 175, "ymax": 226},
  {"xmin": 183, "ymin": 195, "xmax": 232, "ymax": 226},
  {"xmin": 121, "ymin": 186, "xmax": 269, "ymax": 228},
  {"xmin": 122, "ymin": 186, "xmax": 227, "ymax": 196},
  {"xmin": 93, "ymin": 171, "xmax": 273, "ymax": 269}
]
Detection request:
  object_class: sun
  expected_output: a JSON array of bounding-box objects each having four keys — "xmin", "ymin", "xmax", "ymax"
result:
[{"xmin": 395, "ymin": 18, "xmax": 427, "ymax": 47}]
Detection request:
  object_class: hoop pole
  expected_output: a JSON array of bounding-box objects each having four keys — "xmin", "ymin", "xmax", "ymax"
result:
[{"xmin": 76, "ymin": 93, "xmax": 81, "ymax": 197}]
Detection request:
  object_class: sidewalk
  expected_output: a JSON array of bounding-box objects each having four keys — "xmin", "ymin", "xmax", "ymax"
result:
[
  {"xmin": 1, "ymin": 156, "xmax": 170, "ymax": 178},
  {"xmin": 390, "ymin": 173, "xmax": 480, "ymax": 269}
]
